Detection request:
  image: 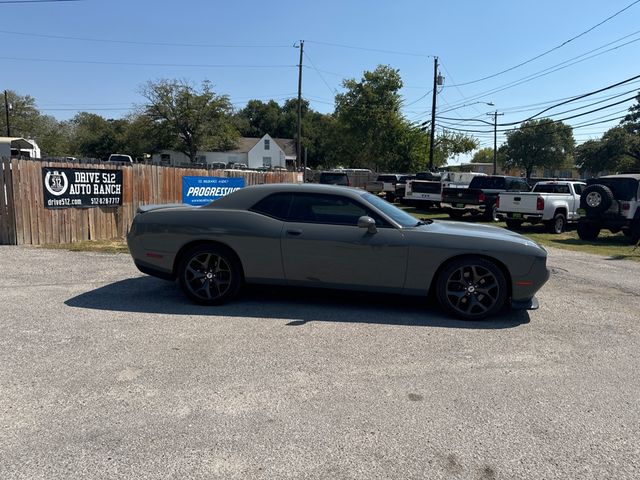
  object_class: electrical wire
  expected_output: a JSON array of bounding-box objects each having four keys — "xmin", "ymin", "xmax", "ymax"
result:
[
  {"xmin": 305, "ymin": 40, "xmax": 434, "ymax": 58},
  {"xmin": 0, "ymin": 55, "xmax": 296, "ymax": 69},
  {"xmin": 303, "ymin": 51, "xmax": 338, "ymax": 96},
  {"xmin": 447, "ymin": 0, "xmax": 640, "ymax": 87},
  {"xmin": 0, "ymin": 29, "xmax": 292, "ymax": 49}
]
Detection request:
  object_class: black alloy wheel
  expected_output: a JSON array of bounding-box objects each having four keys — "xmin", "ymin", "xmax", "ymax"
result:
[
  {"xmin": 436, "ymin": 257, "xmax": 507, "ymax": 320},
  {"xmin": 179, "ymin": 245, "xmax": 242, "ymax": 305}
]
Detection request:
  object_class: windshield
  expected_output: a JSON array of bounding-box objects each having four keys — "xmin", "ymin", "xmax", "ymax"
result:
[
  {"xmin": 469, "ymin": 176, "xmax": 506, "ymax": 189},
  {"xmin": 362, "ymin": 192, "xmax": 422, "ymax": 227}
]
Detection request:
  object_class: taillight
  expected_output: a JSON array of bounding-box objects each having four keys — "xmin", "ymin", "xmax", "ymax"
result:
[
  {"xmin": 621, "ymin": 202, "xmax": 630, "ymax": 211},
  {"xmin": 536, "ymin": 195, "xmax": 544, "ymax": 211},
  {"xmin": 478, "ymin": 192, "xmax": 486, "ymax": 202},
  {"xmin": 496, "ymin": 196, "xmax": 500, "ymax": 208}
]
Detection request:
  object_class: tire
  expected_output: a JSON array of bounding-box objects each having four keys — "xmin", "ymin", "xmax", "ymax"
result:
[
  {"xmin": 385, "ymin": 192, "xmax": 396, "ymax": 203},
  {"xmin": 546, "ymin": 213, "xmax": 566, "ymax": 234},
  {"xmin": 505, "ymin": 219, "xmax": 523, "ymax": 230},
  {"xmin": 449, "ymin": 211, "xmax": 464, "ymax": 220},
  {"xmin": 630, "ymin": 221, "xmax": 640, "ymax": 243},
  {"xmin": 178, "ymin": 244, "xmax": 242, "ymax": 305},
  {"xmin": 581, "ymin": 184, "xmax": 614, "ymax": 214},
  {"xmin": 484, "ymin": 204, "xmax": 498, "ymax": 222},
  {"xmin": 436, "ymin": 257, "xmax": 508, "ymax": 321},
  {"xmin": 577, "ymin": 221, "xmax": 600, "ymax": 240}
]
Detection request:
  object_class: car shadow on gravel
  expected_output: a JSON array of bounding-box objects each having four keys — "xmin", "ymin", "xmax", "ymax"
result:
[{"xmin": 65, "ymin": 276, "xmax": 530, "ymax": 330}]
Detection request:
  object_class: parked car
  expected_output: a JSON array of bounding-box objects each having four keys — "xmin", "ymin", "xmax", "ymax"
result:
[
  {"xmin": 127, "ymin": 183, "xmax": 550, "ymax": 320},
  {"xmin": 319, "ymin": 171, "xmax": 350, "ymax": 186},
  {"xmin": 441, "ymin": 175, "xmax": 531, "ymax": 221},
  {"xmin": 404, "ymin": 172, "xmax": 486, "ymax": 209},
  {"xmin": 364, "ymin": 174, "xmax": 406, "ymax": 202},
  {"xmin": 497, "ymin": 181, "xmax": 586, "ymax": 233},
  {"xmin": 577, "ymin": 174, "xmax": 640, "ymax": 242},
  {"xmin": 107, "ymin": 154, "xmax": 133, "ymax": 164},
  {"xmin": 393, "ymin": 174, "xmax": 416, "ymax": 201}
]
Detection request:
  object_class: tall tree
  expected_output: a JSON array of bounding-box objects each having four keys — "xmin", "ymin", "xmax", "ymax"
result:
[
  {"xmin": 140, "ymin": 79, "xmax": 237, "ymax": 163},
  {"xmin": 500, "ymin": 118, "xmax": 575, "ymax": 179},
  {"xmin": 575, "ymin": 92, "xmax": 640, "ymax": 174},
  {"xmin": 333, "ymin": 65, "xmax": 407, "ymax": 171}
]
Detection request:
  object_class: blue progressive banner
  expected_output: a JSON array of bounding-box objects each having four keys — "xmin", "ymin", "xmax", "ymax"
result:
[{"xmin": 182, "ymin": 176, "xmax": 245, "ymax": 205}]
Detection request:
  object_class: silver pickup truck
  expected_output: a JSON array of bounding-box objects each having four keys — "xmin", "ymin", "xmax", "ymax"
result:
[{"xmin": 497, "ymin": 181, "xmax": 586, "ymax": 233}]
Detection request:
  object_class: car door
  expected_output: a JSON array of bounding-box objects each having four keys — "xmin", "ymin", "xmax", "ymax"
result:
[{"xmin": 281, "ymin": 193, "xmax": 408, "ymax": 292}]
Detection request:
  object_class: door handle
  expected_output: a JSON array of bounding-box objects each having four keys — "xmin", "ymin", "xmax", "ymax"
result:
[{"xmin": 286, "ymin": 229, "xmax": 303, "ymax": 236}]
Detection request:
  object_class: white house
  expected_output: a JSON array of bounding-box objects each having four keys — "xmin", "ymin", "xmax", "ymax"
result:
[
  {"xmin": 0, "ymin": 137, "xmax": 41, "ymax": 159},
  {"xmin": 152, "ymin": 134, "xmax": 297, "ymax": 169}
]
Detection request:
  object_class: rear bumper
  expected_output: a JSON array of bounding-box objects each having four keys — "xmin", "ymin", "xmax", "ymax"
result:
[
  {"xmin": 498, "ymin": 211, "xmax": 544, "ymax": 221},
  {"xmin": 441, "ymin": 202, "xmax": 485, "ymax": 212}
]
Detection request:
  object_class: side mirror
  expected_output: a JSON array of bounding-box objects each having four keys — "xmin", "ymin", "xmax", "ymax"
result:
[{"xmin": 357, "ymin": 216, "xmax": 377, "ymax": 234}]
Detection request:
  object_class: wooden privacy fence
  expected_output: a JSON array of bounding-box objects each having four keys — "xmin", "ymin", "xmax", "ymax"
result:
[{"xmin": 0, "ymin": 158, "xmax": 301, "ymax": 245}]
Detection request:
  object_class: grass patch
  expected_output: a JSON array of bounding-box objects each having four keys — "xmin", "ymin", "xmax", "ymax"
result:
[
  {"xmin": 39, "ymin": 239, "xmax": 129, "ymax": 254},
  {"xmin": 399, "ymin": 203, "xmax": 640, "ymax": 261}
]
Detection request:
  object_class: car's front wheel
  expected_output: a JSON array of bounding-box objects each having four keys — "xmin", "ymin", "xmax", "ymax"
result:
[
  {"xmin": 436, "ymin": 257, "xmax": 508, "ymax": 320},
  {"xmin": 178, "ymin": 244, "xmax": 242, "ymax": 305}
]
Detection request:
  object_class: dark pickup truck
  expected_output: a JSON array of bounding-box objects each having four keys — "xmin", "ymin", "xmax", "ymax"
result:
[{"xmin": 441, "ymin": 175, "xmax": 530, "ymax": 221}]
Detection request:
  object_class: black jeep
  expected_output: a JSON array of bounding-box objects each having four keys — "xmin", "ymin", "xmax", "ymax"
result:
[{"xmin": 577, "ymin": 174, "xmax": 640, "ymax": 242}]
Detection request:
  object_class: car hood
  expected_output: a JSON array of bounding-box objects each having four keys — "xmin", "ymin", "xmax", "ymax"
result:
[{"xmin": 409, "ymin": 220, "xmax": 545, "ymax": 253}]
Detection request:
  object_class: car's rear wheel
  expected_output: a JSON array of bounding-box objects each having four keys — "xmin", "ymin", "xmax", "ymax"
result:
[
  {"xmin": 436, "ymin": 257, "xmax": 507, "ymax": 320},
  {"xmin": 484, "ymin": 204, "xmax": 499, "ymax": 222},
  {"xmin": 546, "ymin": 213, "xmax": 566, "ymax": 234},
  {"xmin": 178, "ymin": 245, "xmax": 242, "ymax": 305},
  {"xmin": 577, "ymin": 221, "xmax": 600, "ymax": 240}
]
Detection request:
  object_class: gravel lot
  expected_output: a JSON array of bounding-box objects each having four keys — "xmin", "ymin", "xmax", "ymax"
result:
[{"xmin": 0, "ymin": 245, "xmax": 639, "ymax": 479}]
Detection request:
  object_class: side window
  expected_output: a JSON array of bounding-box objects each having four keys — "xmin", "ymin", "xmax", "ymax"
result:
[
  {"xmin": 573, "ymin": 184, "xmax": 584, "ymax": 195},
  {"xmin": 287, "ymin": 194, "xmax": 389, "ymax": 227},
  {"xmin": 250, "ymin": 193, "xmax": 292, "ymax": 220}
]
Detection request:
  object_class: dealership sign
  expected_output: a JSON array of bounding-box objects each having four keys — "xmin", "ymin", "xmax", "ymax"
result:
[
  {"xmin": 42, "ymin": 167, "xmax": 123, "ymax": 209},
  {"xmin": 182, "ymin": 176, "xmax": 245, "ymax": 205}
]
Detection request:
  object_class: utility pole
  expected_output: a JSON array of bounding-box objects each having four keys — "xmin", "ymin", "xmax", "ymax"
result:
[
  {"xmin": 296, "ymin": 40, "xmax": 304, "ymax": 172},
  {"xmin": 488, "ymin": 110, "xmax": 504, "ymax": 175},
  {"xmin": 428, "ymin": 57, "xmax": 438, "ymax": 171},
  {"xmin": 4, "ymin": 90, "xmax": 10, "ymax": 137}
]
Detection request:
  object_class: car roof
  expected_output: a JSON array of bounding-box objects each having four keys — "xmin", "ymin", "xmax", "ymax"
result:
[
  {"xmin": 596, "ymin": 174, "xmax": 640, "ymax": 180},
  {"xmin": 203, "ymin": 183, "xmax": 368, "ymax": 210}
]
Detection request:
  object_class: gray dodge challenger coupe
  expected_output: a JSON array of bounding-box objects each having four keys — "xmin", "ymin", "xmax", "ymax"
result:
[{"xmin": 127, "ymin": 183, "xmax": 549, "ymax": 320}]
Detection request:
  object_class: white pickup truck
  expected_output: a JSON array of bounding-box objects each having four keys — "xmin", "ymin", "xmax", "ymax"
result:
[{"xmin": 497, "ymin": 181, "xmax": 586, "ymax": 233}]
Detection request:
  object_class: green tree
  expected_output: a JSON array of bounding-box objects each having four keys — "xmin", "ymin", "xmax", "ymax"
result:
[
  {"xmin": 471, "ymin": 147, "xmax": 494, "ymax": 163},
  {"xmin": 575, "ymin": 92, "xmax": 640, "ymax": 174},
  {"xmin": 0, "ymin": 90, "xmax": 71, "ymax": 156},
  {"xmin": 501, "ymin": 118, "xmax": 575, "ymax": 179},
  {"xmin": 140, "ymin": 79, "xmax": 238, "ymax": 163},
  {"xmin": 69, "ymin": 113, "xmax": 122, "ymax": 160},
  {"xmin": 333, "ymin": 65, "xmax": 408, "ymax": 171}
]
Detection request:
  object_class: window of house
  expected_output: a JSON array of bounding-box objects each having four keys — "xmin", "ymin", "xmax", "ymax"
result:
[
  {"xmin": 264, "ymin": 139, "xmax": 270, "ymax": 150},
  {"xmin": 263, "ymin": 156, "xmax": 272, "ymax": 167}
]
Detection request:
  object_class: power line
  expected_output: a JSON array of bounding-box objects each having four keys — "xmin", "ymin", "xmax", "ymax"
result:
[
  {"xmin": 448, "ymin": 0, "xmax": 640, "ymax": 87},
  {"xmin": 305, "ymin": 40, "xmax": 434, "ymax": 58},
  {"xmin": 303, "ymin": 51, "xmax": 337, "ymax": 96},
  {"xmin": 442, "ymin": 30, "xmax": 640, "ymax": 111},
  {"xmin": 0, "ymin": 55, "xmax": 296, "ymax": 69},
  {"xmin": 0, "ymin": 0, "xmax": 81, "ymax": 3},
  {"xmin": 0, "ymin": 29, "xmax": 292, "ymax": 49}
]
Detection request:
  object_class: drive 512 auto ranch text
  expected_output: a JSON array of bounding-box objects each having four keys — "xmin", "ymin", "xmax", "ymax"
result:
[{"xmin": 42, "ymin": 167, "xmax": 124, "ymax": 209}]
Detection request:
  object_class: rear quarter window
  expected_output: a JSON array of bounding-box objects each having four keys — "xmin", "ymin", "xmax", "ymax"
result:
[{"xmin": 250, "ymin": 193, "xmax": 292, "ymax": 220}]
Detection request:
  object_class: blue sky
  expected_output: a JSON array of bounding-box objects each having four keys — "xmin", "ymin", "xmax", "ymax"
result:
[{"xmin": 2, "ymin": 0, "xmax": 639, "ymax": 159}]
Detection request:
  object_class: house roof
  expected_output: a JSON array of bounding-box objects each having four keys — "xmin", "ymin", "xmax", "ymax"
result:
[
  {"xmin": 0, "ymin": 137, "xmax": 37, "ymax": 149},
  {"xmin": 225, "ymin": 136, "xmax": 297, "ymax": 157}
]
